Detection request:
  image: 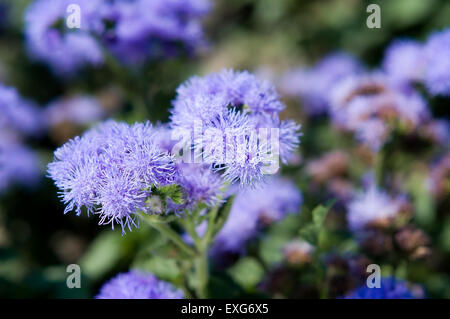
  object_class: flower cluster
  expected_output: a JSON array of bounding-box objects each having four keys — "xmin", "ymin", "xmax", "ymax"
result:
[
  {"xmin": 170, "ymin": 69, "xmax": 302, "ymax": 186},
  {"xmin": 102, "ymin": 0, "xmax": 211, "ymax": 64},
  {"xmin": 0, "ymin": 134, "xmax": 41, "ymax": 194},
  {"xmin": 24, "ymin": 0, "xmax": 211, "ymax": 74},
  {"xmin": 0, "ymin": 84, "xmax": 44, "ymax": 136},
  {"xmin": 342, "ymin": 277, "xmax": 424, "ymax": 299},
  {"xmin": 279, "ymin": 52, "xmax": 362, "ymax": 116},
  {"xmin": 346, "ymin": 184, "xmax": 405, "ymax": 232},
  {"xmin": 383, "ymin": 28, "xmax": 450, "ymax": 96},
  {"xmin": 96, "ymin": 270, "xmax": 184, "ymax": 299},
  {"xmin": 47, "ymin": 120, "xmax": 176, "ymax": 232},
  {"xmin": 329, "ymin": 72, "xmax": 429, "ymax": 151},
  {"xmin": 45, "ymin": 95, "xmax": 105, "ymax": 128}
]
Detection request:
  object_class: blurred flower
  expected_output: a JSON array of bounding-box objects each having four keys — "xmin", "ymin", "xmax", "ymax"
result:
[
  {"xmin": 96, "ymin": 270, "xmax": 184, "ymax": 299},
  {"xmin": 283, "ymin": 240, "xmax": 314, "ymax": 266},
  {"xmin": 342, "ymin": 277, "xmax": 424, "ymax": 299},
  {"xmin": 0, "ymin": 84, "xmax": 44, "ymax": 136},
  {"xmin": 306, "ymin": 150, "xmax": 349, "ymax": 184},
  {"xmin": 0, "ymin": 134, "xmax": 41, "ymax": 194},
  {"xmin": 47, "ymin": 120, "xmax": 176, "ymax": 232},
  {"xmin": 279, "ymin": 52, "xmax": 362, "ymax": 116},
  {"xmin": 45, "ymin": 95, "xmax": 105, "ymax": 127},
  {"xmin": 422, "ymin": 119, "xmax": 450, "ymax": 146},
  {"xmin": 170, "ymin": 69, "xmax": 301, "ymax": 186},
  {"xmin": 24, "ymin": 0, "xmax": 105, "ymax": 74},
  {"xmin": 330, "ymin": 73, "xmax": 429, "ymax": 151},
  {"xmin": 382, "ymin": 40, "xmax": 425, "ymax": 84},
  {"xmin": 101, "ymin": 0, "xmax": 211, "ymax": 64},
  {"xmin": 424, "ymin": 28, "xmax": 450, "ymax": 96},
  {"xmin": 212, "ymin": 176, "xmax": 302, "ymax": 254},
  {"xmin": 346, "ymin": 184, "xmax": 405, "ymax": 232}
]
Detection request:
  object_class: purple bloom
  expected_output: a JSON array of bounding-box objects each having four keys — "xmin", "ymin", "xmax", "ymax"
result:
[
  {"xmin": 47, "ymin": 120, "xmax": 176, "ymax": 232},
  {"xmin": 346, "ymin": 184, "xmax": 403, "ymax": 232},
  {"xmin": 45, "ymin": 95, "xmax": 105, "ymax": 127},
  {"xmin": 24, "ymin": 0, "xmax": 104, "ymax": 74},
  {"xmin": 279, "ymin": 53, "xmax": 362, "ymax": 116},
  {"xmin": 96, "ymin": 270, "xmax": 184, "ymax": 299},
  {"xmin": 424, "ymin": 28, "xmax": 450, "ymax": 96},
  {"xmin": 0, "ymin": 134, "xmax": 41, "ymax": 193},
  {"xmin": 175, "ymin": 163, "xmax": 223, "ymax": 209},
  {"xmin": 170, "ymin": 69, "xmax": 301, "ymax": 186},
  {"xmin": 0, "ymin": 84, "xmax": 44, "ymax": 136},
  {"xmin": 342, "ymin": 277, "xmax": 424, "ymax": 299},
  {"xmin": 382, "ymin": 40, "xmax": 425, "ymax": 84},
  {"xmin": 101, "ymin": 0, "xmax": 211, "ymax": 64},
  {"xmin": 330, "ymin": 73, "xmax": 430, "ymax": 151},
  {"xmin": 212, "ymin": 176, "xmax": 302, "ymax": 254}
]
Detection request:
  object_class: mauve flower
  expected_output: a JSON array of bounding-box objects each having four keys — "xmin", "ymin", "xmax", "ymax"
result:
[
  {"xmin": 329, "ymin": 73, "xmax": 430, "ymax": 151},
  {"xmin": 47, "ymin": 120, "xmax": 176, "ymax": 232},
  {"xmin": 170, "ymin": 69, "xmax": 301, "ymax": 186},
  {"xmin": 101, "ymin": 0, "xmax": 211, "ymax": 64},
  {"xmin": 346, "ymin": 184, "xmax": 404, "ymax": 232},
  {"xmin": 96, "ymin": 270, "xmax": 184, "ymax": 299},
  {"xmin": 382, "ymin": 40, "xmax": 425, "ymax": 84},
  {"xmin": 0, "ymin": 84, "xmax": 44, "ymax": 136},
  {"xmin": 24, "ymin": 0, "xmax": 104, "ymax": 74},
  {"xmin": 423, "ymin": 28, "xmax": 450, "ymax": 96},
  {"xmin": 342, "ymin": 277, "xmax": 424, "ymax": 299},
  {"xmin": 45, "ymin": 95, "xmax": 105, "ymax": 127},
  {"xmin": 279, "ymin": 52, "xmax": 362, "ymax": 116},
  {"xmin": 0, "ymin": 134, "xmax": 41, "ymax": 193}
]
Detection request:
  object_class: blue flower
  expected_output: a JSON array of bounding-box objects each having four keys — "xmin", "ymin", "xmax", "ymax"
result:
[
  {"xmin": 279, "ymin": 52, "xmax": 362, "ymax": 116},
  {"xmin": 101, "ymin": 0, "xmax": 211, "ymax": 64},
  {"xmin": 424, "ymin": 28, "xmax": 450, "ymax": 96},
  {"xmin": 0, "ymin": 134, "xmax": 41, "ymax": 194},
  {"xmin": 25, "ymin": 0, "xmax": 104, "ymax": 74},
  {"xmin": 383, "ymin": 39, "xmax": 425, "ymax": 84},
  {"xmin": 96, "ymin": 270, "xmax": 184, "ymax": 299},
  {"xmin": 47, "ymin": 120, "xmax": 176, "ymax": 232},
  {"xmin": 170, "ymin": 69, "xmax": 301, "ymax": 186},
  {"xmin": 342, "ymin": 277, "xmax": 424, "ymax": 299},
  {"xmin": 0, "ymin": 84, "xmax": 44, "ymax": 136},
  {"xmin": 346, "ymin": 184, "xmax": 404, "ymax": 232}
]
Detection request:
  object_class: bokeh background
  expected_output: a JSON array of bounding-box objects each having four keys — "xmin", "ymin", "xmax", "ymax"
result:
[{"xmin": 0, "ymin": 0, "xmax": 449, "ymax": 298}]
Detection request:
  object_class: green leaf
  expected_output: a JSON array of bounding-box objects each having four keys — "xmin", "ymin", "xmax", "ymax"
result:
[
  {"xmin": 228, "ymin": 257, "xmax": 264, "ymax": 291},
  {"xmin": 155, "ymin": 184, "xmax": 184, "ymax": 205},
  {"xmin": 134, "ymin": 255, "xmax": 181, "ymax": 281},
  {"xmin": 79, "ymin": 230, "xmax": 123, "ymax": 280},
  {"xmin": 312, "ymin": 201, "xmax": 334, "ymax": 228},
  {"xmin": 299, "ymin": 224, "xmax": 318, "ymax": 245}
]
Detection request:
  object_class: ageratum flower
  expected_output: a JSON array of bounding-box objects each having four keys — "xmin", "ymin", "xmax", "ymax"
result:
[
  {"xmin": 47, "ymin": 120, "xmax": 176, "ymax": 232},
  {"xmin": 342, "ymin": 277, "xmax": 424, "ymax": 299},
  {"xmin": 423, "ymin": 28, "xmax": 450, "ymax": 96},
  {"xmin": 101, "ymin": 0, "xmax": 211, "ymax": 64},
  {"xmin": 170, "ymin": 69, "xmax": 301, "ymax": 186},
  {"xmin": 279, "ymin": 52, "xmax": 362, "ymax": 116},
  {"xmin": 45, "ymin": 95, "xmax": 105, "ymax": 127},
  {"xmin": 24, "ymin": 0, "xmax": 104, "ymax": 74},
  {"xmin": 382, "ymin": 40, "xmax": 425, "ymax": 84},
  {"xmin": 329, "ymin": 73, "xmax": 429, "ymax": 151},
  {"xmin": 0, "ymin": 84, "xmax": 44, "ymax": 136},
  {"xmin": 346, "ymin": 184, "xmax": 405, "ymax": 232},
  {"xmin": 96, "ymin": 270, "xmax": 184, "ymax": 299},
  {"xmin": 0, "ymin": 133, "xmax": 41, "ymax": 193},
  {"xmin": 212, "ymin": 176, "xmax": 302, "ymax": 254}
]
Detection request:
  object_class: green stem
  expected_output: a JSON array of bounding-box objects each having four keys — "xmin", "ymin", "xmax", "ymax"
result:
[
  {"xmin": 143, "ymin": 216, "xmax": 196, "ymax": 257},
  {"xmin": 194, "ymin": 248, "xmax": 209, "ymax": 299}
]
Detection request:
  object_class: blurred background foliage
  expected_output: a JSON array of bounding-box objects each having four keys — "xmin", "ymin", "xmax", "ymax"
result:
[{"xmin": 0, "ymin": 0, "xmax": 449, "ymax": 298}]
